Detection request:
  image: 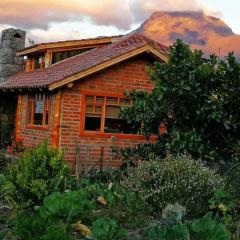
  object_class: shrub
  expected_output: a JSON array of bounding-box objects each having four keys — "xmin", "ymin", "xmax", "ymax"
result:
[
  {"xmin": 15, "ymin": 214, "xmax": 73, "ymax": 240},
  {"xmin": 91, "ymin": 218, "xmax": 128, "ymax": 240},
  {"xmin": 3, "ymin": 141, "xmax": 70, "ymax": 211},
  {"xmin": 144, "ymin": 215, "xmax": 231, "ymax": 240},
  {"xmin": 101, "ymin": 184, "xmax": 151, "ymax": 228},
  {"xmin": 39, "ymin": 190, "xmax": 96, "ymax": 223},
  {"xmin": 122, "ymin": 155, "xmax": 225, "ymax": 217}
]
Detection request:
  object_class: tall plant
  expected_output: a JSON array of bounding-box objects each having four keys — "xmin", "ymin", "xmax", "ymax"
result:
[
  {"xmin": 121, "ymin": 40, "xmax": 240, "ymax": 163},
  {"xmin": 3, "ymin": 141, "xmax": 70, "ymax": 211}
]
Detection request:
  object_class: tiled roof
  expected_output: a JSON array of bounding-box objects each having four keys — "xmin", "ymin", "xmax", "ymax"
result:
[
  {"xmin": 0, "ymin": 33, "xmax": 168, "ymax": 90},
  {"xmin": 16, "ymin": 35, "xmax": 123, "ymax": 55}
]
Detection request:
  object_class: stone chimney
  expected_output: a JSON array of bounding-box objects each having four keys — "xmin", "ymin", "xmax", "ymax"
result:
[{"xmin": 0, "ymin": 28, "xmax": 26, "ymax": 83}]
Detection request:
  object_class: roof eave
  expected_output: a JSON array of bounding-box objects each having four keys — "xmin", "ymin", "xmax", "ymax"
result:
[
  {"xmin": 16, "ymin": 36, "xmax": 122, "ymax": 57},
  {"xmin": 48, "ymin": 44, "xmax": 168, "ymax": 91}
]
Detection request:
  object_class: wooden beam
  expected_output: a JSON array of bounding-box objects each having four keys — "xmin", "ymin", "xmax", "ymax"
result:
[
  {"xmin": 15, "ymin": 95, "xmax": 22, "ymax": 142},
  {"xmin": 51, "ymin": 91, "xmax": 62, "ymax": 149},
  {"xmin": 16, "ymin": 36, "xmax": 122, "ymax": 56},
  {"xmin": 49, "ymin": 45, "xmax": 168, "ymax": 91}
]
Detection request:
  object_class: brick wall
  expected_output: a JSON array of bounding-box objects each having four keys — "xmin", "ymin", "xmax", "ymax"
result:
[
  {"xmin": 59, "ymin": 55, "xmax": 156, "ymax": 171},
  {"xmin": 19, "ymin": 94, "xmax": 56, "ymax": 147},
  {"xmin": 18, "ymin": 54, "xmax": 157, "ymax": 170}
]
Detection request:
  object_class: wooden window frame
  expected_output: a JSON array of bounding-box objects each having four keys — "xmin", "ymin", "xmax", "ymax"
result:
[
  {"xmin": 80, "ymin": 90, "xmax": 154, "ymax": 140},
  {"xmin": 25, "ymin": 93, "xmax": 50, "ymax": 131}
]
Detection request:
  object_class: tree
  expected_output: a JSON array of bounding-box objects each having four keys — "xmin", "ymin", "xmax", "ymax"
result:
[{"xmin": 121, "ymin": 40, "xmax": 240, "ymax": 162}]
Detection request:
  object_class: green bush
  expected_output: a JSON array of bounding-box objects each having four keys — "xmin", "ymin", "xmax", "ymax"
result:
[
  {"xmin": 39, "ymin": 190, "xmax": 96, "ymax": 223},
  {"xmin": 144, "ymin": 215, "xmax": 231, "ymax": 240},
  {"xmin": 15, "ymin": 214, "xmax": 73, "ymax": 240},
  {"xmin": 3, "ymin": 141, "xmax": 70, "ymax": 211},
  {"xmin": 122, "ymin": 155, "xmax": 225, "ymax": 217},
  {"xmin": 91, "ymin": 218, "xmax": 128, "ymax": 240},
  {"xmin": 101, "ymin": 184, "xmax": 151, "ymax": 228}
]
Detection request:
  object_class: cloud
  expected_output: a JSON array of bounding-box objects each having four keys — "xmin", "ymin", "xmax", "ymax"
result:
[
  {"xmin": 130, "ymin": 0, "xmax": 204, "ymax": 22},
  {"xmin": 0, "ymin": 0, "xmax": 133, "ymax": 30}
]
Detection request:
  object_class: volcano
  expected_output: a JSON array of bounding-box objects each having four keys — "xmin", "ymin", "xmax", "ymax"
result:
[{"xmin": 137, "ymin": 11, "xmax": 240, "ymax": 59}]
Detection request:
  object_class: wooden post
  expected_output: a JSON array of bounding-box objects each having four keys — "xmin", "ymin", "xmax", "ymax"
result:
[
  {"xmin": 52, "ymin": 91, "xmax": 62, "ymax": 149},
  {"xmin": 15, "ymin": 95, "xmax": 22, "ymax": 142}
]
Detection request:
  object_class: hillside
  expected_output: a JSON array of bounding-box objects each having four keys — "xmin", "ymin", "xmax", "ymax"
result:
[{"xmin": 137, "ymin": 11, "xmax": 240, "ymax": 59}]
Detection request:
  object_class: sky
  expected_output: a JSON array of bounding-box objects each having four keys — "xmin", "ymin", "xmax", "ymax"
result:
[{"xmin": 0, "ymin": 0, "xmax": 239, "ymax": 44}]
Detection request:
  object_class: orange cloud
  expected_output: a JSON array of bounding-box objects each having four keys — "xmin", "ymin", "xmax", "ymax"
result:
[
  {"xmin": 130, "ymin": 0, "xmax": 203, "ymax": 22},
  {"xmin": 0, "ymin": 0, "xmax": 133, "ymax": 30}
]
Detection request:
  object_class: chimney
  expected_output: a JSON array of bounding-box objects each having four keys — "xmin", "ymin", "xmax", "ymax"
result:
[{"xmin": 0, "ymin": 28, "xmax": 26, "ymax": 83}]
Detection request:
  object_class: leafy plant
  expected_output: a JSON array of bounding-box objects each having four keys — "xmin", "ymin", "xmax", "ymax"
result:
[
  {"xmin": 161, "ymin": 203, "xmax": 186, "ymax": 225},
  {"xmin": 120, "ymin": 40, "xmax": 240, "ymax": 163},
  {"xmin": 189, "ymin": 215, "xmax": 231, "ymax": 240},
  {"xmin": 91, "ymin": 218, "xmax": 128, "ymax": 240},
  {"xmin": 122, "ymin": 154, "xmax": 225, "ymax": 217},
  {"xmin": 101, "ymin": 184, "xmax": 151, "ymax": 228},
  {"xmin": 3, "ymin": 141, "xmax": 70, "ymax": 211},
  {"xmin": 144, "ymin": 215, "xmax": 231, "ymax": 240},
  {"xmin": 39, "ymin": 190, "xmax": 96, "ymax": 223},
  {"xmin": 15, "ymin": 214, "xmax": 73, "ymax": 240},
  {"xmin": 144, "ymin": 224, "xmax": 190, "ymax": 240}
]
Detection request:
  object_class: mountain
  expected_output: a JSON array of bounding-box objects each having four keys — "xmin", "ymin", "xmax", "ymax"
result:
[{"xmin": 137, "ymin": 11, "xmax": 240, "ymax": 59}]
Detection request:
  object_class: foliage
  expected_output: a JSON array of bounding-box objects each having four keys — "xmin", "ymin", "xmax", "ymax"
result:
[
  {"xmin": 100, "ymin": 183, "xmax": 151, "ymax": 228},
  {"xmin": 122, "ymin": 155, "xmax": 225, "ymax": 217},
  {"xmin": 15, "ymin": 214, "xmax": 72, "ymax": 240},
  {"xmin": 2, "ymin": 141, "xmax": 70, "ymax": 211},
  {"xmin": 161, "ymin": 203, "xmax": 186, "ymax": 225},
  {"xmin": 189, "ymin": 215, "xmax": 231, "ymax": 240},
  {"xmin": 91, "ymin": 218, "xmax": 128, "ymax": 240},
  {"xmin": 209, "ymin": 190, "xmax": 240, "ymax": 238},
  {"xmin": 144, "ymin": 223, "xmax": 190, "ymax": 240},
  {"xmin": 79, "ymin": 179, "xmax": 150, "ymax": 228},
  {"xmin": 15, "ymin": 190, "xmax": 96, "ymax": 240},
  {"xmin": 144, "ymin": 215, "xmax": 231, "ymax": 240},
  {"xmin": 120, "ymin": 39, "xmax": 240, "ymax": 163},
  {"xmin": 39, "ymin": 190, "xmax": 96, "ymax": 223}
]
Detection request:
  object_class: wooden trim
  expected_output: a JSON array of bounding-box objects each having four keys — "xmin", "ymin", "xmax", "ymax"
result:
[
  {"xmin": 25, "ymin": 93, "xmax": 50, "ymax": 130},
  {"xmin": 15, "ymin": 95, "xmax": 22, "ymax": 142},
  {"xmin": 25, "ymin": 125, "xmax": 49, "ymax": 131},
  {"xmin": 79, "ymin": 90, "xmax": 148, "ymax": 140},
  {"xmin": 79, "ymin": 132, "xmax": 157, "ymax": 141},
  {"xmin": 49, "ymin": 45, "xmax": 168, "ymax": 91},
  {"xmin": 52, "ymin": 91, "xmax": 62, "ymax": 148},
  {"xmin": 16, "ymin": 36, "xmax": 121, "ymax": 56}
]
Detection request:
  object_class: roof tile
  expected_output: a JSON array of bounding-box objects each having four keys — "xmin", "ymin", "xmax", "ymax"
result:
[{"xmin": 0, "ymin": 33, "xmax": 168, "ymax": 90}]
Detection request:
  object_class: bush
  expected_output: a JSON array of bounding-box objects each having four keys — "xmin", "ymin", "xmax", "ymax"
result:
[
  {"xmin": 3, "ymin": 141, "xmax": 70, "ymax": 211},
  {"xmin": 15, "ymin": 214, "xmax": 73, "ymax": 240},
  {"xmin": 91, "ymin": 218, "xmax": 128, "ymax": 240},
  {"xmin": 122, "ymin": 155, "xmax": 225, "ymax": 217},
  {"xmin": 100, "ymin": 184, "xmax": 151, "ymax": 228},
  {"xmin": 39, "ymin": 190, "xmax": 96, "ymax": 223},
  {"xmin": 144, "ymin": 215, "xmax": 231, "ymax": 240}
]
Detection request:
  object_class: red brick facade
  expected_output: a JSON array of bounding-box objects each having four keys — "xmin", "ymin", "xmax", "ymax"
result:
[{"xmin": 18, "ymin": 55, "xmax": 156, "ymax": 171}]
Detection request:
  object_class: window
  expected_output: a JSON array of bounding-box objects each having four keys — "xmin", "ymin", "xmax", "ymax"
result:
[
  {"xmin": 83, "ymin": 94, "xmax": 138, "ymax": 134},
  {"xmin": 27, "ymin": 93, "xmax": 50, "ymax": 127}
]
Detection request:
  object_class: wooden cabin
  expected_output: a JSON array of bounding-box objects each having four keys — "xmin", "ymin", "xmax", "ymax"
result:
[{"xmin": 0, "ymin": 33, "xmax": 168, "ymax": 172}]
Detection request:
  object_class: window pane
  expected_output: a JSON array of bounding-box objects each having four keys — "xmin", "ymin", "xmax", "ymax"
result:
[
  {"xmin": 120, "ymin": 98, "xmax": 131, "ymax": 106},
  {"xmin": 106, "ymin": 97, "xmax": 118, "ymax": 105},
  {"xmin": 104, "ymin": 118, "xmax": 122, "ymax": 133},
  {"xmin": 86, "ymin": 105, "xmax": 93, "ymax": 113},
  {"xmin": 86, "ymin": 96, "xmax": 94, "ymax": 103},
  {"xmin": 85, "ymin": 116, "xmax": 101, "ymax": 131},
  {"xmin": 95, "ymin": 106, "xmax": 102, "ymax": 114},
  {"xmin": 96, "ymin": 96, "xmax": 104, "ymax": 104},
  {"xmin": 106, "ymin": 106, "xmax": 120, "ymax": 119},
  {"xmin": 34, "ymin": 100, "xmax": 43, "ymax": 125}
]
